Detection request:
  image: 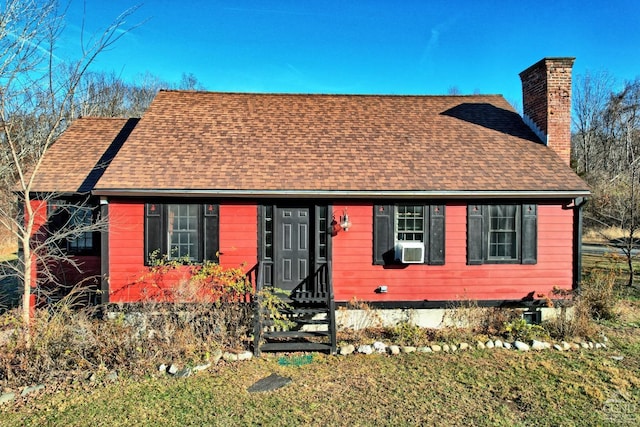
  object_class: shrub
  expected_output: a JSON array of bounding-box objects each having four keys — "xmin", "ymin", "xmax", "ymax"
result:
[
  {"xmin": 503, "ymin": 318, "xmax": 549, "ymax": 342},
  {"xmin": 543, "ymin": 268, "xmax": 620, "ymax": 340},
  {"xmin": 390, "ymin": 321, "xmax": 428, "ymax": 346},
  {"xmin": 0, "ymin": 260, "xmax": 258, "ymax": 389},
  {"xmin": 579, "ymin": 268, "xmax": 619, "ymax": 321}
]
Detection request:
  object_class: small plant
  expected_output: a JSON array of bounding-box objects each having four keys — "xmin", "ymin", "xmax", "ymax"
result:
[
  {"xmin": 579, "ymin": 268, "xmax": 619, "ymax": 321},
  {"xmin": 256, "ymin": 287, "xmax": 295, "ymax": 331},
  {"xmin": 336, "ymin": 298, "xmax": 383, "ymax": 344},
  {"xmin": 390, "ymin": 321, "xmax": 427, "ymax": 346},
  {"xmin": 503, "ymin": 318, "xmax": 548, "ymax": 342},
  {"xmin": 444, "ymin": 295, "xmax": 483, "ymax": 329}
]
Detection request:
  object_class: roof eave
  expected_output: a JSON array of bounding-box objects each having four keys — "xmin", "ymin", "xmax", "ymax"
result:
[{"xmin": 93, "ymin": 189, "xmax": 591, "ymax": 200}]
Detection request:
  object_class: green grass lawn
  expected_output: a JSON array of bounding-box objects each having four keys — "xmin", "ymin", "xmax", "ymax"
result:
[{"xmin": 2, "ymin": 322, "xmax": 639, "ymax": 427}]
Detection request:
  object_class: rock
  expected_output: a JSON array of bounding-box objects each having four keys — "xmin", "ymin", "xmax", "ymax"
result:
[
  {"xmin": 401, "ymin": 346, "xmax": 416, "ymax": 354},
  {"xmin": 417, "ymin": 346, "xmax": 432, "ymax": 353},
  {"xmin": 105, "ymin": 371, "xmax": 118, "ymax": 382},
  {"xmin": 211, "ymin": 349, "xmax": 223, "ymax": 364},
  {"xmin": 588, "ymin": 342, "xmax": 594, "ymax": 349},
  {"xmin": 514, "ymin": 341, "xmax": 530, "ymax": 352},
  {"xmin": 373, "ymin": 341, "xmax": 387, "ymax": 353},
  {"xmin": 442, "ymin": 344, "xmax": 450, "ymax": 352},
  {"xmin": 503, "ymin": 342, "xmax": 512, "ymax": 350},
  {"xmin": 459, "ymin": 342, "xmax": 469, "ymax": 351},
  {"xmin": 175, "ymin": 368, "xmax": 191, "ymax": 378},
  {"xmin": 494, "ymin": 339, "xmax": 503, "ymax": 349},
  {"xmin": 237, "ymin": 351, "xmax": 253, "ymax": 361},
  {"xmin": 168, "ymin": 364, "xmax": 179, "ymax": 374},
  {"xmin": 595, "ymin": 343, "xmax": 602, "ymax": 349},
  {"xmin": 571, "ymin": 343, "xmax": 580, "ymax": 351},
  {"xmin": 0, "ymin": 329, "xmax": 16, "ymax": 346},
  {"xmin": 21, "ymin": 384, "xmax": 45, "ymax": 397},
  {"xmin": 192, "ymin": 363, "xmax": 212, "ymax": 373},
  {"xmin": 476, "ymin": 341, "xmax": 486, "ymax": 350},
  {"xmin": 357, "ymin": 345, "xmax": 373, "ymax": 355},
  {"xmin": 531, "ymin": 340, "xmax": 546, "ymax": 351},
  {"xmin": 340, "ymin": 344, "xmax": 355, "ymax": 355},
  {"xmin": 600, "ymin": 342, "xmax": 607, "ymax": 349},
  {"xmin": 0, "ymin": 392, "xmax": 15, "ymax": 404},
  {"xmin": 580, "ymin": 342, "xmax": 589, "ymax": 349},
  {"xmin": 88, "ymin": 373, "xmax": 97, "ymax": 382},
  {"xmin": 431, "ymin": 344, "xmax": 442, "ymax": 352},
  {"xmin": 561, "ymin": 341, "xmax": 571, "ymax": 351},
  {"xmin": 553, "ymin": 344, "xmax": 563, "ymax": 351},
  {"xmin": 611, "ymin": 355, "xmax": 624, "ymax": 361},
  {"xmin": 388, "ymin": 345, "xmax": 400, "ymax": 355},
  {"xmin": 450, "ymin": 344, "xmax": 458, "ymax": 352},
  {"xmin": 223, "ymin": 352, "xmax": 238, "ymax": 362},
  {"xmin": 158, "ymin": 363, "xmax": 167, "ymax": 373},
  {"xmin": 485, "ymin": 340, "xmax": 494, "ymax": 349},
  {"xmin": 602, "ymin": 335, "xmax": 609, "ymax": 342}
]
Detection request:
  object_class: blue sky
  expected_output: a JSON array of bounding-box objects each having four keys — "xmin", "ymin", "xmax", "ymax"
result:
[{"xmin": 63, "ymin": 0, "xmax": 640, "ymax": 108}]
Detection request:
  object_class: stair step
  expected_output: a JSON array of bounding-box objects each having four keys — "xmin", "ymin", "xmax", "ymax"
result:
[
  {"xmin": 264, "ymin": 330, "xmax": 330, "ymax": 339},
  {"xmin": 282, "ymin": 308, "xmax": 328, "ymax": 315},
  {"xmin": 260, "ymin": 342, "xmax": 333, "ymax": 352}
]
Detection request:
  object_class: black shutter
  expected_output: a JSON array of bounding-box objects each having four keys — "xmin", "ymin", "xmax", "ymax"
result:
[
  {"xmin": 521, "ymin": 203, "xmax": 537, "ymax": 264},
  {"xmin": 203, "ymin": 203, "xmax": 219, "ymax": 262},
  {"xmin": 144, "ymin": 203, "xmax": 163, "ymax": 265},
  {"xmin": 467, "ymin": 204, "xmax": 484, "ymax": 265},
  {"xmin": 428, "ymin": 204, "xmax": 445, "ymax": 265},
  {"xmin": 373, "ymin": 204, "xmax": 394, "ymax": 265}
]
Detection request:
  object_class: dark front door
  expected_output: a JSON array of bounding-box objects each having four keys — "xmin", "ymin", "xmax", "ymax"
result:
[{"xmin": 274, "ymin": 205, "xmax": 311, "ymax": 292}]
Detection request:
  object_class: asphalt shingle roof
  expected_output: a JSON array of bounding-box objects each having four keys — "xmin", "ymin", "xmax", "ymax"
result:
[
  {"xmin": 34, "ymin": 91, "xmax": 589, "ymax": 196},
  {"xmin": 31, "ymin": 117, "xmax": 138, "ymax": 193}
]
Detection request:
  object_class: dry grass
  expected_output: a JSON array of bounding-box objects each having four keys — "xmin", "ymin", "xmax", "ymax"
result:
[
  {"xmin": 2, "ymin": 320, "xmax": 639, "ymax": 426},
  {"xmin": 583, "ymin": 226, "xmax": 629, "ymax": 244}
]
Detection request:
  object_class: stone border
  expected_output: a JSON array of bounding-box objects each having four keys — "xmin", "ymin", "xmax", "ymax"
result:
[{"xmin": 339, "ymin": 336, "xmax": 610, "ymax": 355}]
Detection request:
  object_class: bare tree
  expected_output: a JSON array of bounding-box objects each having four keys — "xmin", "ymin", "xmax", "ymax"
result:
[
  {"xmin": 0, "ymin": 0, "xmax": 140, "ymax": 325},
  {"xmin": 572, "ymin": 71, "xmax": 614, "ymax": 176},
  {"xmin": 580, "ymin": 78, "xmax": 640, "ymax": 287}
]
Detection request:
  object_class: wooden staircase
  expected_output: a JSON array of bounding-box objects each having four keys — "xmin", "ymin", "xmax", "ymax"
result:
[{"xmin": 253, "ymin": 262, "xmax": 336, "ymax": 355}]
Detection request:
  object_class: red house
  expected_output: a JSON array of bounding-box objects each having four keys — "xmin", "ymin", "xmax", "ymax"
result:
[{"xmin": 30, "ymin": 58, "xmax": 589, "ymax": 353}]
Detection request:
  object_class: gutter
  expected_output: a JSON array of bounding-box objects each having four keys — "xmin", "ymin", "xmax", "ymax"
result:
[{"xmin": 92, "ymin": 188, "xmax": 591, "ymax": 199}]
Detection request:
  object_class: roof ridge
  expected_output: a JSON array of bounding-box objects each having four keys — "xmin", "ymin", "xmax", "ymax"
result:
[{"xmin": 157, "ymin": 89, "xmax": 506, "ymax": 98}]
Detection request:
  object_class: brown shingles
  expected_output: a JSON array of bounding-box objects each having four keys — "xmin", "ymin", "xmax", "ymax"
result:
[
  {"xmin": 40, "ymin": 92, "xmax": 588, "ymax": 194},
  {"xmin": 31, "ymin": 118, "xmax": 134, "ymax": 193}
]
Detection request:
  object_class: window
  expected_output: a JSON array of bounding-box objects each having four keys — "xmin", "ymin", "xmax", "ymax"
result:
[
  {"xmin": 167, "ymin": 204, "xmax": 199, "ymax": 260},
  {"xmin": 467, "ymin": 203, "xmax": 537, "ymax": 265},
  {"xmin": 47, "ymin": 200, "xmax": 99, "ymax": 255},
  {"xmin": 488, "ymin": 205, "xmax": 518, "ymax": 260},
  {"xmin": 144, "ymin": 203, "xmax": 219, "ymax": 265},
  {"xmin": 373, "ymin": 203, "xmax": 445, "ymax": 265},
  {"xmin": 396, "ymin": 205, "xmax": 425, "ymax": 242}
]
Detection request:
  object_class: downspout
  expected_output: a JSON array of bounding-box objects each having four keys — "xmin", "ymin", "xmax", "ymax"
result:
[{"xmin": 573, "ymin": 197, "xmax": 588, "ymax": 291}]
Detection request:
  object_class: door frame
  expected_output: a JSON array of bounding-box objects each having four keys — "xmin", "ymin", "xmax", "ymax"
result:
[{"xmin": 258, "ymin": 202, "xmax": 332, "ymax": 296}]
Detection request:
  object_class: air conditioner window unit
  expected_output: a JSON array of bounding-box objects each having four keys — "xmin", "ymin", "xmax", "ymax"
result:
[{"xmin": 395, "ymin": 241, "xmax": 425, "ymax": 264}]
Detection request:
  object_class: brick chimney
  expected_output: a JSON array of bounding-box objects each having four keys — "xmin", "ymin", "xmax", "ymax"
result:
[{"xmin": 519, "ymin": 57, "xmax": 575, "ymax": 166}]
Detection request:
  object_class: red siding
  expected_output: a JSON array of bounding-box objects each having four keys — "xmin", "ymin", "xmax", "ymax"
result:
[
  {"xmin": 331, "ymin": 201, "xmax": 574, "ymax": 303},
  {"xmin": 28, "ymin": 200, "xmax": 101, "ymax": 306},
  {"xmin": 106, "ymin": 199, "xmax": 575, "ymax": 304},
  {"xmin": 108, "ymin": 200, "xmax": 258, "ymax": 302}
]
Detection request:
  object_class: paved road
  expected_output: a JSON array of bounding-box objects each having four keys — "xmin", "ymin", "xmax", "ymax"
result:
[{"xmin": 583, "ymin": 244, "xmax": 640, "ymax": 256}]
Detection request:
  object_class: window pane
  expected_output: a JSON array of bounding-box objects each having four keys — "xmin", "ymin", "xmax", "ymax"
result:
[
  {"xmin": 66, "ymin": 206, "xmax": 94, "ymax": 253},
  {"xmin": 396, "ymin": 205, "xmax": 424, "ymax": 242},
  {"xmin": 168, "ymin": 204, "xmax": 199, "ymax": 260}
]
